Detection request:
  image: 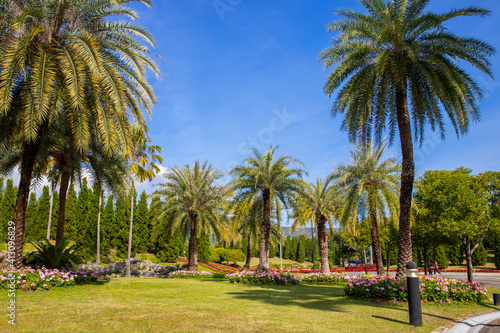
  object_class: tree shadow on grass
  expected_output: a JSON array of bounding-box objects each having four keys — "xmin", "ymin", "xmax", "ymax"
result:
[{"xmin": 225, "ymin": 284, "xmax": 349, "ymax": 312}]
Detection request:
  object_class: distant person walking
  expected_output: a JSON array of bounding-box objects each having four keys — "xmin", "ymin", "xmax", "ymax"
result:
[
  {"xmin": 426, "ymin": 261, "xmax": 433, "ymax": 275},
  {"xmin": 434, "ymin": 260, "xmax": 441, "ymax": 275}
]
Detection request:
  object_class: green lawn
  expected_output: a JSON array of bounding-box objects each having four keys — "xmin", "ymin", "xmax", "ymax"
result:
[{"xmin": 1, "ymin": 278, "xmax": 497, "ymax": 332}]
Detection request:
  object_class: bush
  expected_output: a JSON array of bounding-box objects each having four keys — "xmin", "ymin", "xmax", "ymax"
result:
[
  {"xmin": 434, "ymin": 246, "xmax": 449, "ymax": 269},
  {"xmin": 447, "ymin": 244, "xmax": 464, "ymax": 265},
  {"xmin": 168, "ymin": 270, "xmax": 213, "ymax": 279},
  {"xmin": 472, "ymin": 243, "xmax": 487, "ymax": 266},
  {"xmin": 227, "ymin": 271, "xmax": 300, "ymax": 285},
  {"xmin": 344, "ymin": 275, "xmax": 489, "ymax": 304},
  {"xmin": 300, "ymin": 272, "xmax": 349, "ymax": 283}
]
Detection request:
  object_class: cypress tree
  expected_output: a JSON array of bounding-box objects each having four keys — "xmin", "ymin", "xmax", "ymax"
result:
[
  {"xmin": 290, "ymin": 237, "xmax": 298, "ymax": 261},
  {"xmin": 0, "ymin": 179, "xmax": 17, "ymax": 242},
  {"xmin": 296, "ymin": 238, "xmax": 305, "ymax": 263},
  {"xmin": 82, "ymin": 182, "xmax": 100, "ymax": 259},
  {"xmin": 198, "ymin": 232, "xmax": 211, "ymax": 263},
  {"xmin": 49, "ymin": 191, "xmax": 60, "ymax": 240},
  {"xmin": 284, "ymin": 236, "xmax": 291, "ymax": 259},
  {"xmin": 433, "ymin": 245, "xmax": 449, "ymax": 269},
  {"xmin": 133, "ymin": 191, "xmax": 149, "ymax": 254},
  {"xmin": 75, "ymin": 179, "xmax": 92, "ymax": 240},
  {"xmin": 472, "ymin": 243, "xmax": 487, "ymax": 266},
  {"xmin": 101, "ymin": 195, "xmax": 115, "ymax": 256},
  {"xmin": 64, "ymin": 183, "xmax": 77, "ymax": 240},
  {"xmin": 34, "ymin": 186, "xmax": 51, "ymax": 241},
  {"xmin": 269, "ymin": 242, "xmax": 276, "ymax": 258},
  {"xmin": 24, "ymin": 193, "xmax": 38, "ymax": 241}
]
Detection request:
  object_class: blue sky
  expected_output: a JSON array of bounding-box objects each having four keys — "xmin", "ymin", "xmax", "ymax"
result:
[{"xmin": 129, "ymin": 0, "xmax": 500, "ymax": 195}]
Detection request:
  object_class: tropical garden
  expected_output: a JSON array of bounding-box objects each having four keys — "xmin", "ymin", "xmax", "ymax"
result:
[{"xmin": 0, "ymin": 0, "xmax": 499, "ymax": 332}]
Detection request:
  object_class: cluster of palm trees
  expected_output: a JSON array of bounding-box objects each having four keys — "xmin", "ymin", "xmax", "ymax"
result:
[
  {"xmin": 152, "ymin": 143, "xmax": 400, "ymax": 275},
  {"xmin": 0, "ymin": 0, "xmax": 161, "ymax": 272}
]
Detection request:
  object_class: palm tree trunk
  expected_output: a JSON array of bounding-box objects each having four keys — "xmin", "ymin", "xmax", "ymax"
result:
[
  {"xmin": 126, "ymin": 181, "xmax": 135, "ymax": 277},
  {"xmin": 369, "ymin": 192, "xmax": 384, "ymax": 275},
  {"xmin": 12, "ymin": 140, "xmax": 41, "ymax": 269},
  {"xmin": 55, "ymin": 166, "xmax": 71, "ymax": 248},
  {"xmin": 46, "ymin": 189, "xmax": 54, "ymax": 240},
  {"xmin": 317, "ymin": 215, "xmax": 330, "ymax": 274},
  {"xmin": 187, "ymin": 211, "xmax": 198, "ymax": 271},
  {"xmin": 96, "ymin": 189, "xmax": 102, "ymax": 264},
  {"xmin": 395, "ymin": 88, "xmax": 415, "ymax": 277},
  {"xmin": 243, "ymin": 233, "xmax": 252, "ymax": 271},
  {"xmin": 257, "ymin": 188, "xmax": 271, "ymax": 273}
]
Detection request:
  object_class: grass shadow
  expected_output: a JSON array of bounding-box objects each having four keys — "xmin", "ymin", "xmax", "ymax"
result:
[{"xmin": 371, "ymin": 315, "xmax": 408, "ymax": 325}]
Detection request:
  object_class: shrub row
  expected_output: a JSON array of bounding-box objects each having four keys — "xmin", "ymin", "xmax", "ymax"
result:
[{"xmin": 227, "ymin": 271, "xmax": 300, "ymax": 285}]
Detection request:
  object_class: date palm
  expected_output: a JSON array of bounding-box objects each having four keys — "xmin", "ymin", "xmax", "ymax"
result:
[
  {"xmin": 0, "ymin": 0, "xmax": 158, "ymax": 269},
  {"xmin": 125, "ymin": 124, "xmax": 162, "ymax": 277},
  {"xmin": 319, "ymin": 0, "xmax": 495, "ymax": 275},
  {"xmin": 291, "ymin": 177, "xmax": 337, "ymax": 274},
  {"xmin": 330, "ymin": 140, "xmax": 400, "ymax": 275},
  {"xmin": 153, "ymin": 160, "xmax": 227, "ymax": 271},
  {"xmin": 230, "ymin": 146, "xmax": 306, "ymax": 273}
]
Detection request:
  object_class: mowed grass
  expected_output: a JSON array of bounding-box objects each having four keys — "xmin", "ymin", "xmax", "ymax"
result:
[{"xmin": 1, "ymin": 278, "xmax": 498, "ymax": 333}]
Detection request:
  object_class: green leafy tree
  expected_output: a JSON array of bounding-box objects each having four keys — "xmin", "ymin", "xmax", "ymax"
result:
[
  {"xmin": 64, "ymin": 183, "xmax": 78, "ymax": 241},
  {"xmin": 320, "ymin": 0, "xmax": 495, "ymax": 277},
  {"xmin": 134, "ymin": 191, "xmax": 151, "ymax": 254},
  {"xmin": 230, "ymin": 146, "xmax": 305, "ymax": 272},
  {"xmin": 34, "ymin": 186, "xmax": 51, "ymax": 241},
  {"xmin": 154, "ymin": 161, "xmax": 226, "ymax": 271},
  {"xmin": 330, "ymin": 140, "xmax": 400, "ymax": 275},
  {"xmin": 415, "ymin": 168, "xmax": 497, "ymax": 282},
  {"xmin": 1, "ymin": 0, "xmax": 159, "ymax": 269},
  {"xmin": 284, "ymin": 236, "xmax": 291, "ymax": 260},
  {"xmin": 291, "ymin": 177, "xmax": 336, "ymax": 273}
]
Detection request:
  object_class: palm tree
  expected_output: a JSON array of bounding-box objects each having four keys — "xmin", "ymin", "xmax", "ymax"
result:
[
  {"xmin": 0, "ymin": 0, "xmax": 158, "ymax": 268},
  {"xmin": 230, "ymin": 146, "xmax": 306, "ymax": 273},
  {"xmin": 291, "ymin": 177, "xmax": 337, "ymax": 274},
  {"xmin": 125, "ymin": 124, "xmax": 162, "ymax": 277},
  {"xmin": 319, "ymin": 0, "xmax": 495, "ymax": 275},
  {"xmin": 330, "ymin": 140, "xmax": 400, "ymax": 275},
  {"xmin": 232, "ymin": 194, "xmax": 284, "ymax": 271},
  {"xmin": 153, "ymin": 160, "xmax": 227, "ymax": 272}
]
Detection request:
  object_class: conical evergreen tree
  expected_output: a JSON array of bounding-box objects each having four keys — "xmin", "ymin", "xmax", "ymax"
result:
[
  {"xmin": 82, "ymin": 183, "xmax": 100, "ymax": 260},
  {"xmin": 133, "ymin": 191, "xmax": 150, "ymax": 254},
  {"xmin": 284, "ymin": 236, "xmax": 291, "ymax": 259},
  {"xmin": 24, "ymin": 193, "xmax": 38, "ymax": 241},
  {"xmin": 75, "ymin": 179, "xmax": 92, "ymax": 240},
  {"xmin": 49, "ymin": 192, "xmax": 60, "ymax": 240},
  {"xmin": 101, "ymin": 195, "xmax": 115, "ymax": 257},
  {"xmin": 198, "ymin": 232, "xmax": 211, "ymax": 263},
  {"xmin": 296, "ymin": 237, "xmax": 305, "ymax": 263},
  {"xmin": 290, "ymin": 237, "xmax": 298, "ymax": 261},
  {"xmin": 114, "ymin": 194, "xmax": 134, "ymax": 258},
  {"xmin": 64, "ymin": 183, "xmax": 78, "ymax": 240},
  {"xmin": 34, "ymin": 186, "xmax": 51, "ymax": 241},
  {"xmin": 0, "ymin": 179, "xmax": 17, "ymax": 241}
]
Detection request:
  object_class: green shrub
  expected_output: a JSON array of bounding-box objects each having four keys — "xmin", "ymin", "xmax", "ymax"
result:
[
  {"xmin": 434, "ymin": 246, "xmax": 449, "ymax": 269},
  {"xmin": 227, "ymin": 271, "xmax": 300, "ymax": 285},
  {"xmin": 472, "ymin": 243, "xmax": 487, "ymax": 266},
  {"xmin": 447, "ymin": 244, "xmax": 464, "ymax": 265}
]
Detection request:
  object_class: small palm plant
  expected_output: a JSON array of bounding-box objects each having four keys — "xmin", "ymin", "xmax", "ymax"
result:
[{"xmin": 25, "ymin": 239, "xmax": 82, "ymax": 270}]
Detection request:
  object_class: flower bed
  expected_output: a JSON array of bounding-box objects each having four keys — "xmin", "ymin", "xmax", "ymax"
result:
[
  {"xmin": 168, "ymin": 270, "xmax": 214, "ymax": 279},
  {"xmin": 300, "ymin": 272, "xmax": 350, "ymax": 283},
  {"xmin": 0, "ymin": 267, "xmax": 97, "ymax": 292},
  {"xmin": 344, "ymin": 275, "xmax": 490, "ymax": 303},
  {"xmin": 345, "ymin": 264, "xmax": 377, "ymax": 272},
  {"xmin": 227, "ymin": 271, "xmax": 300, "ymax": 285}
]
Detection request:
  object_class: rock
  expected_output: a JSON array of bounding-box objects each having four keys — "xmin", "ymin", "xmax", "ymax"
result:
[
  {"xmin": 131, "ymin": 270, "xmax": 141, "ymax": 277},
  {"xmin": 130, "ymin": 258, "xmax": 142, "ymax": 270}
]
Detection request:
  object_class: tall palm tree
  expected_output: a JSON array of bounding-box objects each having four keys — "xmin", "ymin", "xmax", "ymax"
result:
[
  {"xmin": 319, "ymin": 0, "xmax": 495, "ymax": 275},
  {"xmin": 153, "ymin": 160, "xmax": 227, "ymax": 272},
  {"xmin": 330, "ymin": 140, "xmax": 400, "ymax": 275},
  {"xmin": 291, "ymin": 177, "xmax": 337, "ymax": 274},
  {"xmin": 125, "ymin": 124, "xmax": 162, "ymax": 277},
  {"xmin": 230, "ymin": 146, "xmax": 306, "ymax": 273},
  {"xmin": 0, "ymin": 0, "xmax": 158, "ymax": 268}
]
